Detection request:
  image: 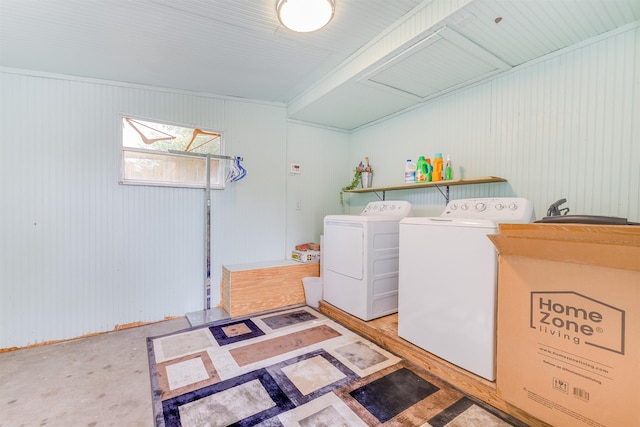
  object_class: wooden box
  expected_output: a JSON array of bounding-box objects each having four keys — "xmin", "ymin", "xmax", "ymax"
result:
[{"xmin": 221, "ymin": 260, "xmax": 320, "ymax": 317}]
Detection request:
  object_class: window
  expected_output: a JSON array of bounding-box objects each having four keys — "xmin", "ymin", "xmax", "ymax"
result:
[{"xmin": 121, "ymin": 116, "xmax": 225, "ymax": 189}]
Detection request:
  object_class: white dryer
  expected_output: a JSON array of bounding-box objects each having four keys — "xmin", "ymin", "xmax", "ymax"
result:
[
  {"xmin": 398, "ymin": 197, "xmax": 534, "ymax": 381},
  {"xmin": 323, "ymin": 201, "xmax": 412, "ymax": 321}
]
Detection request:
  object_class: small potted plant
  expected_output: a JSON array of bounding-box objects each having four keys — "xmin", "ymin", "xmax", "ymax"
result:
[{"xmin": 341, "ymin": 157, "xmax": 373, "ymax": 204}]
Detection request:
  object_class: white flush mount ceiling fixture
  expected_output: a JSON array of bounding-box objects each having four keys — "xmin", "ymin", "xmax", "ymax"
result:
[{"xmin": 277, "ymin": 0, "xmax": 335, "ymax": 33}]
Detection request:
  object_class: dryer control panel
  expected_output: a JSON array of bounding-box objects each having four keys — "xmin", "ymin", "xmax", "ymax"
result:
[
  {"xmin": 361, "ymin": 200, "xmax": 412, "ymax": 218},
  {"xmin": 442, "ymin": 197, "xmax": 535, "ymax": 223}
]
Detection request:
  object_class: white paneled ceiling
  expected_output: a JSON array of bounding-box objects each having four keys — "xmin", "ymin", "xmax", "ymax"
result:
[
  {"xmin": 290, "ymin": 0, "xmax": 640, "ymax": 129},
  {"xmin": 1, "ymin": 0, "xmax": 639, "ymax": 130},
  {"xmin": 0, "ymin": 0, "xmax": 423, "ymax": 103},
  {"xmin": 360, "ymin": 26, "xmax": 511, "ymax": 99}
]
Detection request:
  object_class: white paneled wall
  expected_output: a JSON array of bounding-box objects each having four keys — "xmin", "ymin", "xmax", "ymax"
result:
[
  {"xmin": 209, "ymin": 100, "xmax": 289, "ymax": 307},
  {"xmin": 0, "ymin": 71, "xmax": 289, "ymax": 348},
  {"xmin": 348, "ymin": 26, "xmax": 639, "ymax": 221},
  {"xmin": 285, "ymin": 122, "xmax": 351, "ymax": 252}
]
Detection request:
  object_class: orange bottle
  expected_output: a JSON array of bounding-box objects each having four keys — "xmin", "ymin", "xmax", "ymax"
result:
[{"xmin": 433, "ymin": 153, "xmax": 443, "ymax": 181}]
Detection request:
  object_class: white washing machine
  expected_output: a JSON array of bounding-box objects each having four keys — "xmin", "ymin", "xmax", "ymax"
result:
[
  {"xmin": 398, "ymin": 197, "xmax": 535, "ymax": 381},
  {"xmin": 323, "ymin": 200, "xmax": 412, "ymax": 321}
]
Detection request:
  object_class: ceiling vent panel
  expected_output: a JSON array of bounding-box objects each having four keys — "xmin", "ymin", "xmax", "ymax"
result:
[{"xmin": 359, "ymin": 26, "xmax": 511, "ymax": 100}]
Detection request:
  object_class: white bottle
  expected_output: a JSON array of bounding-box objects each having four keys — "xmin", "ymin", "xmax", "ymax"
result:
[{"xmin": 405, "ymin": 159, "xmax": 416, "ymax": 183}]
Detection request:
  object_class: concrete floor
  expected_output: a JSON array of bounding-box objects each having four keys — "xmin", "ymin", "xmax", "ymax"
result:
[{"xmin": 0, "ymin": 317, "xmax": 190, "ymax": 427}]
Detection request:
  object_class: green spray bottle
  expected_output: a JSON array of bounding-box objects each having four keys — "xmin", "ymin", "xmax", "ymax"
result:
[{"xmin": 445, "ymin": 154, "xmax": 452, "ymax": 180}]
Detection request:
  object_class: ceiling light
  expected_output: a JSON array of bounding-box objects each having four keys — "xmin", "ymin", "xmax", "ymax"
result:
[{"xmin": 276, "ymin": 0, "xmax": 335, "ymax": 33}]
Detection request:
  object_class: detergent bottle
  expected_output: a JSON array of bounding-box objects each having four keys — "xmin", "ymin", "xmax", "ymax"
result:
[
  {"xmin": 425, "ymin": 158, "xmax": 432, "ymax": 181},
  {"xmin": 433, "ymin": 153, "xmax": 443, "ymax": 181},
  {"xmin": 416, "ymin": 156, "xmax": 427, "ymax": 182},
  {"xmin": 445, "ymin": 154, "xmax": 452, "ymax": 180},
  {"xmin": 405, "ymin": 159, "xmax": 416, "ymax": 183}
]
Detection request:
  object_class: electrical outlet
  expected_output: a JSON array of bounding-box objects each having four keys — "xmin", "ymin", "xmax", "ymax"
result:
[{"xmin": 290, "ymin": 163, "xmax": 301, "ymax": 174}]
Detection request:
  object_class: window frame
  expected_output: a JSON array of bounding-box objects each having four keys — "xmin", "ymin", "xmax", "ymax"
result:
[{"xmin": 119, "ymin": 114, "xmax": 226, "ymax": 190}]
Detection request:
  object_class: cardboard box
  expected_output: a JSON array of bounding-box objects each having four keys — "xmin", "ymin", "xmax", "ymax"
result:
[
  {"xmin": 489, "ymin": 224, "xmax": 640, "ymax": 427},
  {"xmin": 295, "ymin": 242, "xmax": 320, "ymax": 251},
  {"xmin": 291, "ymin": 250, "xmax": 320, "ymax": 263}
]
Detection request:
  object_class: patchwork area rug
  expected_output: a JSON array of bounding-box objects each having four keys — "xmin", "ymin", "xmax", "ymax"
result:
[{"xmin": 148, "ymin": 306, "xmax": 524, "ymax": 427}]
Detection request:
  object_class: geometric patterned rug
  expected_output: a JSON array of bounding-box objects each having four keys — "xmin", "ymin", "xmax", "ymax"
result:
[{"xmin": 147, "ymin": 306, "xmax": 527, "ymax": 427}]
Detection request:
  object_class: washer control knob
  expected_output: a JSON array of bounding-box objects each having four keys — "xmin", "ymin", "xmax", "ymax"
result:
[
  {"xmin": 389, "ymin": 204, "xmax": 396, "ymax": 210},
  {"xmin": 475, "ymin": 202, "xmax": 486, "ymax": 211},
  {"xmin": 450, "ymin": 204, "xmax": 458, "ymax": 210},
  {"xmin": 461, "ymin": 204, "xmax": 469, "ymax": 211},
  {"xmin": 379, "ymin": 204, "xmax": 387, "ymax": 212},
  {"xmin": 495, "ymin": 203, "xmax": 504, "ymax": 210},
  {"xmin": 508, "ymin": 203, "xmax": 518, "ymax": 210}
]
